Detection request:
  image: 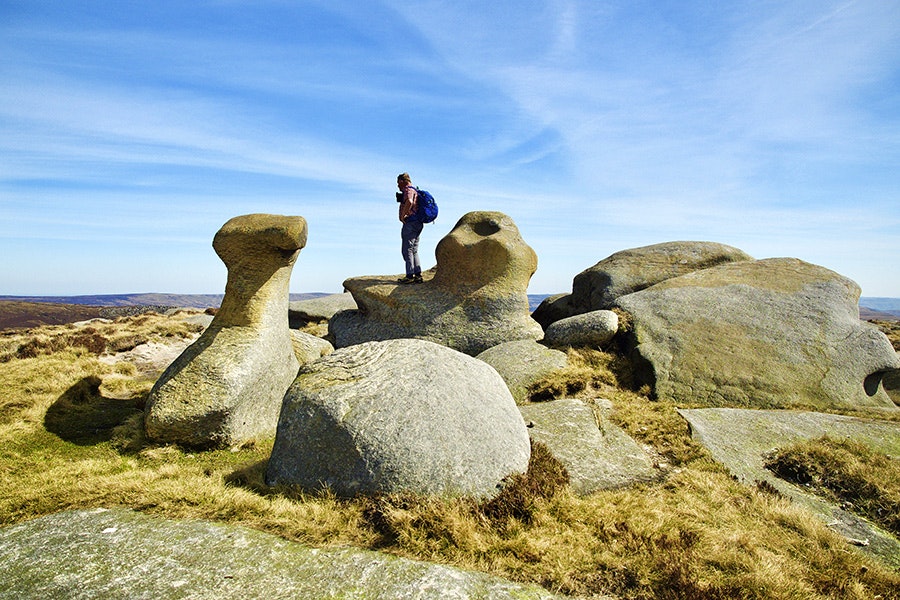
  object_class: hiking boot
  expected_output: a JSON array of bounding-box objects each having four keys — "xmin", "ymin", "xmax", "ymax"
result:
[
  {"xmin": 412, "ymin": 274, "xmax": 424, "ymax": 284},
  {"xmin": 398, "ymin": 275, "xmax": 416, "ymax": 284}
]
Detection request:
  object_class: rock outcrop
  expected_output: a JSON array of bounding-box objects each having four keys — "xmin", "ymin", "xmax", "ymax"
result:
[
  {"xmin": 289, "ymin": 330, "xmax": 333, "ymax": 364},
  {"xmin": 288, "ymin": 292, "xmax": 357, "ymax": 328},
  {"xmin": 532, "ymin": 241, "xmax": 752, "ymax": 328},
  {"xmin": 266, "ymin": 339, "xmax": 531, "ymax": 499},
  {"xmin": 330, "ymin": 211, "xmax": 544, "ymax": 355},
  {"xmin": 0, "ymin": 508, "xmax": 567, "ymax": 599},
  {"xmin": 144, "ymin": 214, "xmax": 307, "ymax": 448},
  {"xmin": 616, "ymin": 257, "xmax": 900, "ymax": 410},
  {"xmin": 520, "ymin": 399, "xmax": 658, "ymax": 494},
  {"xmin": 476, "ymin": 340, "xmax": 568, "ymax": 403},
  {"xmin": 542, "ymin": 309, "xmax": 619, "ymax": 349},
  {"xmin": 885, "ymin": 356, "xmax": 900, "ymax": 406}
]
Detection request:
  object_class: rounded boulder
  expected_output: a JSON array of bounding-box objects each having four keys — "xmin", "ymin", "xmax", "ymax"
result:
[{"xmin": 266, "ymin": 339, "xmax": 531, "ymax": 499}]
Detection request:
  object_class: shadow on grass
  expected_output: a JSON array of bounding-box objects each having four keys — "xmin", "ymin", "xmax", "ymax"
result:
[
  {"xmin": 44, "ymin": 376, "xmax": 145, "ymax": 446},
  {"xmin": 225, "ymin": 459, "xmax": 271, "ymax": 495}
]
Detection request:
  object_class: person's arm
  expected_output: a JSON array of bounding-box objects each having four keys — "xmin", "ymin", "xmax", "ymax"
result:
[{"xmin": 399, "ymin": 186, "xmax": 418, "ymax": 221}]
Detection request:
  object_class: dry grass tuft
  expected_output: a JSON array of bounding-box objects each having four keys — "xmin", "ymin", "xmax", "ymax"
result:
[
  {"xmin": 766, "ymin": 436, "xmax": 900, "ymax": 536},
  {"xmin": 526, "ymin": 348, "xmax": 623, "ymax": 401},
  {"xmin": 0, "ymin": 313, "xmax": 203, "ymax": 363},
  {"xmin": 480, "ymin": 441, "xmax": 570, "ymax": 526},
  {"xmin": 870, "ymin": 320, "xmax": 900, "ymax": 351}
]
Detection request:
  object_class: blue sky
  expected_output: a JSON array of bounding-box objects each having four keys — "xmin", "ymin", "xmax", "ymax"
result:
[{"xmin": 1, "ymin": 1, "xmax": 898, "ymax": 297}]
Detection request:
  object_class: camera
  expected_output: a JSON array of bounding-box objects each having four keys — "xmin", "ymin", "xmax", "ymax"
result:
[{"xmin": 396, "ymin": 192, "xmax": 403, "ymax": 202}]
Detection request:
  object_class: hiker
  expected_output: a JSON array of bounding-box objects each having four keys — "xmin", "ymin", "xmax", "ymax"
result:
[{"xmin": 396, "ymin": 172, "xmax": 423, "ymax": 284}]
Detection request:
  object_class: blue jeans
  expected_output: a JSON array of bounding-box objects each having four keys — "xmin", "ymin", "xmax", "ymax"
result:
[{"xmin": 401, "ymin": 219, "xmax": 424, "ymax": 277}]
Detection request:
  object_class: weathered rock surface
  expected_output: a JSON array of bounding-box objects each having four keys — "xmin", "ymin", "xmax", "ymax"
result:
[
  {"xmin": 266, "ymin": 339, "xmax": 531, "ymax": 499},
  {"xmin": 543, "ymin": 310, "xmax": 619, "ymax": 349},
  {"xmin": 476, "ymin": 340, "xmax": 568, "ymax": 403},
  {"xmin": 144, "ymin": 214, "xmax": 307, "ymax": 448},
  {"xmin": 288, "ymin": 292, "xmax": 357, "ymax": 328},
  {"xmin": 290, "ymin": 330, "xmax": 333, "ymax": 364},
  {"xmin": 532, "ymin": 241, "xmax": 752, "ymax": 328},
  {"xmin": 616, "ymin": 258, "xmax": 900, "ymax": 410},
  {"xmin": 0, "ymin": 508, "xmax": 568, "ymax": 600},
  {"xmin": 885, "ymin": 355, "xmax": 900, "ymax": 406},
  {"xmin": 520, "ymin": 399, "xmax": 658, "ymax": 494},
  {"xmin": 678, "ymin": 408, "xmax": 900, "ymax": 567},
  {"xmin": 531, "ymin": 293, "xmax": 576, "ymax": 331},
  {"xmin": 330, "ymin": 212, "xmax": 544, "ymax": 356}
]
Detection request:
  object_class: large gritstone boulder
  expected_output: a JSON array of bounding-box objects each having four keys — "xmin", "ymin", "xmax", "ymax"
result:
[
  {"xmin": 266, "ymin": 339, "xmax": 531, "ymax": 499},
  {"xmin": 145, "ymin": 214, "xmax": 307, "ymax": 448},
  {"xmin": 330, "ymin": 211, "xmax": 544, "ymax": 356},
  {"xmin": 532, "ymin": 241, "xmax": 752, "ymax": 329},
  {"xmin": 616, "ymin": 257, "xmax": 900, "ymax": 410}
]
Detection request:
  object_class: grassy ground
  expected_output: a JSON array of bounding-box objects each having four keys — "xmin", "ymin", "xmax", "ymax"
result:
[{"xmin": 1, "ymin": 315, "xmax": 899, "ymax": 599}]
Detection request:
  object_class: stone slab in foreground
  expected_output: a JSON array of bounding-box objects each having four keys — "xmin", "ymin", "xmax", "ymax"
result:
[
  {"xmin": 678, "ymin": 408, "xmax": 900, "ymax": 568},
  {"xmin": 0, "ymin": 508, "xmax": 569, "ymax": 600}
]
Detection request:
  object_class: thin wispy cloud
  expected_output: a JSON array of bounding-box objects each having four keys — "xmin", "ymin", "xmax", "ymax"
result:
[{"xmin": 0, "ymin": 1, "xmax": 897, "ymax": 296}]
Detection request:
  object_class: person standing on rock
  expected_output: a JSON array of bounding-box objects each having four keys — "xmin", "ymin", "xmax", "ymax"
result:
[{"xmin": 396, "ymin": 172, "xmax": 423, "ymax": 284}]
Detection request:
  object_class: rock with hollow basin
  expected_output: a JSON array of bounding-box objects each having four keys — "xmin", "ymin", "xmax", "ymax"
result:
[{"xmin": 330, "ymin": 211, "xmax": 543, "ymax": 356}]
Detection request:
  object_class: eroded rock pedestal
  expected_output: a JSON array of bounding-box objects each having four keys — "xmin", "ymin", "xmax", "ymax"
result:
[
  {"xmin": 330, "ymin": 211, "xmax": 543, "ymax": 356},
  {"xmin": 144, "ymin": 214, "xmax": 307, "ymax": 448}
]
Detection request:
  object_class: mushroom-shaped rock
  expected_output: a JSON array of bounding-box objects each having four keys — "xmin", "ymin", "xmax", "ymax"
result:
[
  {"xmin": 144, "ymin": 214, "xmax": 307, "ymax": 448},
  {"xmin": 616, "ymin": 257, "xmax": 900, "ymax": 410},
  {"xmin": 330, "ymin": 211, "xmax": 544, "ymax": 355},
  {"xmin": 265, "ymin": 339, "xmax": 531, "ymax": 499}
]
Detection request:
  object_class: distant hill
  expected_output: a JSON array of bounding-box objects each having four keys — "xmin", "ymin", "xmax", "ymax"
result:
[
  {"xmin": 860, "ymin": 297, "xmax": 900, "ymax": 317},
  {"xmin": 0, "ymin": 293, "xmax": 331, "ymax": 329},
  {"xmin": 0, "ymin": 301, "xmax": 103, "ymax": 330},
  {"xmin": 0, "ymin": 293, "xmax": 331, "ymax": 309},
  {"xmin": 2, "ymin": 293, "xmax": 896, "ymax": 328}
]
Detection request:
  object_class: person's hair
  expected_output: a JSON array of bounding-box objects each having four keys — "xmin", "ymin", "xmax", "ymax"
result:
[{"xmin": 397, "ymin": 172, "xmax": 412, "ymax": 185}]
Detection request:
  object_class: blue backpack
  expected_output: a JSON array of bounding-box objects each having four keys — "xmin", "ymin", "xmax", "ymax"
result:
[{"xmin": 415, "ymin": 188, "xmax": 438, "ymax": 223}]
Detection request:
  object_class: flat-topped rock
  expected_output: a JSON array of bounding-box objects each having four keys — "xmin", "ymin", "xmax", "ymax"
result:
[
  {"xmin": 330, "ymin": 212, "xmax": 543, "ymax": 355},
  {"xmin": 533, "ymin": 241, "xmax": 752, "ymax": 328},
  {"xmin": 520, "ymin": 399, "xmax": 658, "ymax": 494},
  {"xmin": 0, "ymin": 508, "xmax": 568, "ymax": 599},
  {"xmin": 477, "ymin": 340, "xmax": 568, "ymax": 403},
  {"xmin": 288, "ymin": 292, "xmax": 357, "ymax": 328}
]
